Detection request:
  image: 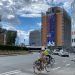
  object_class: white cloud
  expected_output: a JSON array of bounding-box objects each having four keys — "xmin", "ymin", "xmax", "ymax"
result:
[
  {"xmin": 0, "ymin": 2, "xmax": 3, "ymax": 5},
  {"xmin": 0, "ymin": 0, "xmax": 72, "ymax": 18},
  {"xmin": 0, "ymin": 1, "xmax": 73, "ymax": 26},
  {"xmin": 63, "ymin": 1, "xmax": 72, "ymax": 8},
  {"xmin": 18, "ymin": 13, "xmax": 41, "ymax": 17},
  {"xmin": 37, "ymin": 22, "xmax": 41, "ymax": 27},
  {"xmin": 1, "ymin": 22, "xmax": 16, "ymax": 30},
  {"xmin": 16, "ymin": 29, "xmax": 35, "ymax": 45},
  {"xmin": 7, "ymin": 15, "xmax": 15, "ymax": 19},
  {"xmin": 3, "ymin": 25, "xmax": 16, "ymax": 30},
  {"xmin": 17, "ymin": 30, "xmax": 29, "ymax": 45},
  {"xmin": 16, "ymin": 2, "xmax": 50, "ymax": 17}
]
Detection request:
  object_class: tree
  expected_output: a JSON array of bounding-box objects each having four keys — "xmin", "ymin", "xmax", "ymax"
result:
[{"xmin": 6, "ymin": 30, "xmax": 17, "ymax": 45}]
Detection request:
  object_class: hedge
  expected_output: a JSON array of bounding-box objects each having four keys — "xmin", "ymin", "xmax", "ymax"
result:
[
  {"xmin": 0, "ymin": 45, "xmax": 41, "ymax": 51},
  {"xmin": 0, "ymin": 45, "xmax": 28, "ymax": 51}
]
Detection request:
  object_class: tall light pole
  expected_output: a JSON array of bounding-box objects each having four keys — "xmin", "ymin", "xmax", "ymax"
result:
[
  {"xmin": 71, "ymin": 0, "xmax": 75, "ymax": 46},
  {"xmin": 0, "ymin": 15, "xmax": 2, "ymax": 28},
  {"xmin": 4, "ymin": 31, "xmax": 7, "ymax": 45}
]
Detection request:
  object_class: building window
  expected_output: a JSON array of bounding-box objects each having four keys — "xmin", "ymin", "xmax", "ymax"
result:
[
  {"xmin": 72, "ymin": 32, "xmax": 73, "ymax": 35},
  {"xmin": 74, "ymin": 32, "xmax": 75, "ymax": 34},
  {"xmin": 74, "ymin": 39, "xmax": 75, "ymax": 42},
  {"xmin": 72, "ymin": 39, "xmax": 73, "ymax": 42}
]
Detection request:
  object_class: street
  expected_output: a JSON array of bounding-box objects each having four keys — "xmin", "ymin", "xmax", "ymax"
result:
[{"xmin": 0, "ymin": 52, "xmax": 75, "ymax": 75}]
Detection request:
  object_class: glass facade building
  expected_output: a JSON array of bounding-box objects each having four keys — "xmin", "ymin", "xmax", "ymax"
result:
[{"xmin": 42, "ymin": 7, "xmax": 71, "ymax": 49}]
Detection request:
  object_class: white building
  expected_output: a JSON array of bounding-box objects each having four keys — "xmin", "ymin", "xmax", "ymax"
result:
[{"xmin": 71, "ymin": 0, "xmax": 75, "ymax": 46}]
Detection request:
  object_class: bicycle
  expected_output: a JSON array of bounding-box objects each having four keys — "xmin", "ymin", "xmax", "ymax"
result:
[
  {"xmin": 50, "ymin": 57, "xmax": 55, "ymax": 67},
  {"xmin": 33, "ymin": 58, "xmax": 50, "ymax": 73},
  {"xmin": 46, "ymin": 55, "xmax": 55, "ymax": 67}
]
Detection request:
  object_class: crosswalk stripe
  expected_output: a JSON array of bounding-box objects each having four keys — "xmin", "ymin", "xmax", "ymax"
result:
[
  {"xmin": 63, "ymin": 60, "xmax": 66, "ymax": 63},
  {"xmin": 54, "ymin": 63, "xmax": 57, "ymax": 64},
  {"xmin": 51, "ymin": 67, "xmax": 61, "ymax": 71},
  {"xmin": 57, "ymin": 68, "xmax": 70, "ymax": 73},
  {"xmin": 0, "ymin": 70, "xmax": 21, "ymax": 75},
  {"xmin": 66, "ymin": 64, "xmax": 70, "ymax": 66}
]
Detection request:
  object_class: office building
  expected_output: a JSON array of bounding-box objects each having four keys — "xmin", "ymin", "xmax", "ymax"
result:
[
  {"xmin": 41, "ymin": 7, "xmax": 71, "ymax": 48},
  {"xmin": 29, "ymin": 30, "xmax": 41, "ymax": 46},
  {"xmin": 0, "ymin": 28, "xmax": 6, "ymax": 45},
  {"xmin": 6, "ymin": 30, "xmax": 17, "ymax": 45},
  {"xmin": 0, "ymin": 29, "xmax": 17, "ymax": 45}
]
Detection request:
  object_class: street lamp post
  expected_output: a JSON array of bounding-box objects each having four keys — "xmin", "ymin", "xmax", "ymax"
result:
[{"xmin": 4, "ymin": 31, "xmax": 6, "ymax": 45}]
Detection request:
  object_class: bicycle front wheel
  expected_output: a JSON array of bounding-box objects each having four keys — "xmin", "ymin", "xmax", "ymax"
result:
[{"xmin": 45, "ymin": 64, "xmax": 50, "ymax": 72}]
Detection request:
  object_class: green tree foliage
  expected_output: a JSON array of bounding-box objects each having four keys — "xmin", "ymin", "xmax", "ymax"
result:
[{"xmin": 6, "ymin": 30, "xmax": 17, "ymax": 45}]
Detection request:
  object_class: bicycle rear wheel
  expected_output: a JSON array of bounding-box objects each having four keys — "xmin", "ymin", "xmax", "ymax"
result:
[
  {"xmin": 33, "ymin": 60, "xmax": 42, "ymax": 73},
  {"xmin": 50, "ymin": 58, "xmax": 55, "ymax": 67}
]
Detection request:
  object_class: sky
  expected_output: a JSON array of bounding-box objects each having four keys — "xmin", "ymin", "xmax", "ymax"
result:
[{"xmin": 0, "ymin": 0, "xmax": 74, "ymax": 45}]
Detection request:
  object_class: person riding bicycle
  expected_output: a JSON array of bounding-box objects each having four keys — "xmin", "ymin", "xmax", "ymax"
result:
[
  {"xmin": 37, "ymin": 52, "xmax": 47, "ymax": 70},
  {"xmin": 35, "ymin": 47, "xmax": 48, "ymax": 70},
  {"xmin": 43, "ymin": 48, "xmax": 52, "ymax": 64}
]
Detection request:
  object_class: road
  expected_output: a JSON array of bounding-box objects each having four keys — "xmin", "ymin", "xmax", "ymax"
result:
[{"xmin": 0, "ymin": 52, "xmax": 75, "ymax": 75}]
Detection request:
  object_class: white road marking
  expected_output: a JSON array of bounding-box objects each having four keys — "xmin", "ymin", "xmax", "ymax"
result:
[
  {"xmin": 54, "ymin": 63, "xmax": 57, "ymax": 64},
  {"xmin": 0, "ymin": 70, "xmax": 21, "ymax": 75},
  {"xmin": 63, "ymin": 60, "xmax": 66, "ymax": 63},
  {"xmin": 51, "ymin": 67, "xmax": 61, "ymax": 71},
  {"xmin": 58, "ymin": 68, "xmax": 70, "ymax": 73},
  {"xmin": 58, "ymin": 69, "xmax": 65, "ymax": 73},
  {"xmin": 66, "ymin": 64, "xmax": 70, "ymax": 66}
]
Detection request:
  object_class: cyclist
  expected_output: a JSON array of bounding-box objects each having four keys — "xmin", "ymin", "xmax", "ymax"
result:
[
  {"xmin": 36, "ymin": 47, "xmax": 48, "ymax": 70},
  {"xmin": 38, "ymin": 54, "xmax": 47, "ymax": 70},
  {"xmin": 43, "ymin": 48, "xmax": 52, "ymax": 64}
]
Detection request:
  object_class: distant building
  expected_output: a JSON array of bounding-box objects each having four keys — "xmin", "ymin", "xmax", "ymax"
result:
[
  {"xmin": 0, "ymin": 15, "xmax": 17, "ymax": 45},
  {"xmin": 42, "ymin": 7, "xmax": 71, "ymax": 48},
  {"xmin": 0, "ymin": 28, "xmax": 6, "ymax": 45},
  {"xmin": 0, "ymin": 28, "xmax": 17, "ymax": 45},
  {"xmin": 0, "ymin": 16, "xmax": 6, "ymax": 45},
  {"xmin": 29, "ymin": 30, "xmax": 41, "ymax": 46},
  {"xmin": 6, "ymin": 30, "xmax": 17, "ymax": 45},
  {"xmin": 71, "ymin": 0, "xmax": 75, "ymax": 46},
  {"xmin": 0, "ymin": 15, "xmax": 1, "ymax": 21}
]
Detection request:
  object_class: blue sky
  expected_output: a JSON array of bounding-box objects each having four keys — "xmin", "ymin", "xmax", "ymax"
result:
[
  {"xmin": 15, "ymin": 17, "xmax": 41, "ymax": 45},
  {"xmin": 17, "ymin": 17, "xmax": 41, "ymax": 31},
  {"xmin": 0, "ymin": 0, "xmax": 74, "ymax": 45}
]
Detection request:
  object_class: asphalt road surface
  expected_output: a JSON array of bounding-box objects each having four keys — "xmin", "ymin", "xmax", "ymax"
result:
[{"xmin": 0, "ymin": 52, "xmax": 75, "ymax": 75}]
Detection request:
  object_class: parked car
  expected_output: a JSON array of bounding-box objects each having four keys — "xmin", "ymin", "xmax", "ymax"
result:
[
  {"xmin": 53, "ymin": 49, "xmax": 60, "ymax": 55},
  {"xmin": 59, "ymin": 51, "xmax": 69, "ymax": 57}
]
